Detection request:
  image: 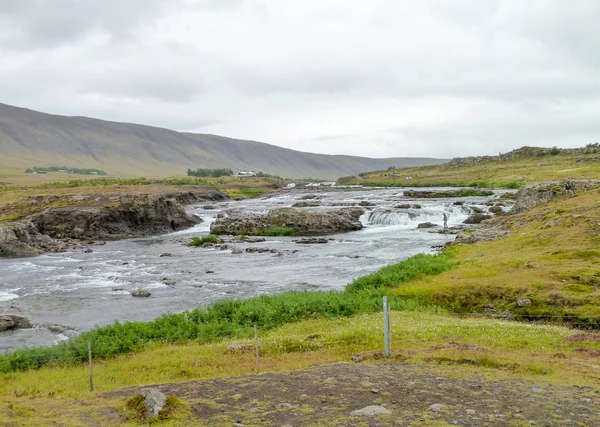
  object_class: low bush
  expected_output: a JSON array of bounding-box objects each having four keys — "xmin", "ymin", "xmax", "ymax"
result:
[{"xmin": 188, "ymin": 235, "xmax": 221, "ymax": 246}]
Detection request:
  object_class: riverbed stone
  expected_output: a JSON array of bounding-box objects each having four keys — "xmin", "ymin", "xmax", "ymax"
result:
[
  {"xmin": 138, "ymin": 388, "xmax": 166, "ymax": 419},
  {"xmin": 350, "ymin": 405, "xmax": 392, "ymax": 416},
  {"xmin": 131, "ymin": 290, "xmax": 151, "ymax": 297}
]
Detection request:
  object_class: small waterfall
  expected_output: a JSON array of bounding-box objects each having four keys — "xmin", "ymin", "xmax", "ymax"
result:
[{"xmin": 363, "ymin": 204, "xmax": 473, "ymax": 228}]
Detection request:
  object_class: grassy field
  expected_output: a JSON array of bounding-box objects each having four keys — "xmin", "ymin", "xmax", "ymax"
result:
[
  {"xmin": 3, "ymin": 150, "xmax": 600, "ymax": 424},
  {"xmin": 1, "ymin": 311, "xmax": 598, "ymax": 425},
  {"xmin": 345, "ymin": 150, "xmax": 600, "ymax": 187}
]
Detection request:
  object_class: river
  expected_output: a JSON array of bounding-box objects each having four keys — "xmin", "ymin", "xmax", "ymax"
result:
[{"xmin": 0, "ymin": 188, "xmax": 506, "ymax": 352}]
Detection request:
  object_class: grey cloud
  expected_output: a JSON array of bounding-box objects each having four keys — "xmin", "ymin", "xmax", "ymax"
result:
[
  {"xmin": 0, "ymin": 0, "xmax": 599, "ymax": 159},
  {"xmin": 0, "ymin": 0, "xmax": 173, "ymax": 48}
]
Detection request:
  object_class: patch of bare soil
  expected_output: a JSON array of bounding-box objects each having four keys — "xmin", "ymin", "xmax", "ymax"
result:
[{"xmin": 105, "ymin": 361, "xmax": 600, "ymax": 426}]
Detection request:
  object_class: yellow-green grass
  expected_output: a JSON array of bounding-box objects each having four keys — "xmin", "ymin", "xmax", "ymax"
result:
[
  {"xmin": 0, "ymin": 311, "xmax": 598, "ymax": 425},
  {"xmin": 392, "ymin": 189, "xmax": 600, "ymax": 319},
  {"xmin": 358, "ymin": 152, "xmax": 600, "ymax": 186},
  {"xmin": 0, "ymin": 177, "xmax": 278, "ymax": 222}
]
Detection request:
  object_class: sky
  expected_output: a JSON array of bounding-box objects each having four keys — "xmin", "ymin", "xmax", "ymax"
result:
[{"xmin": 0, "ymin": 0, "xmax": 599, "ymax": 159}]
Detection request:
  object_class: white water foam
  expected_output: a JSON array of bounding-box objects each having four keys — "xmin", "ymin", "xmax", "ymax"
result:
[{"xmin": 0, "ymin": 289, "xmax": 20, "ymax": 301}]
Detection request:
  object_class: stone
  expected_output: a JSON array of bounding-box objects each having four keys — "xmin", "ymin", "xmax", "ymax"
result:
[
  {"xmin": 231, "ymin": 247, "xmax": 244, "ymax": 254},
  {"xmin": 232, "ymin": 394, "xmax": 243, "ymax": 400},
  {"xmin": 161, "ymin": 278, "xmax": 177, "ymax": 286},
  {"xmin": 396, "ymin": 204, "xmax": 412, "ymax": 209},
  {"xmin": 350, "ymin": 406, "xmax": 392, "ymax": 417},
  {"xmin": 294, "ymin": 238, "xmax": 328, "ymax": 244},
  {"xmin": 517, "ymin": 299, "xmax": 532, "ymax": 307},
  {"xmin": 429, "ymin": 403, "xmax": 445, "ymax": 412},
  {"xmin": 370, "ymin": 388, "xmax": 379, "ymax": 394},
  {"xmin": 232, "ymin": 423, "xmax": 247, "ymax": 427},
  {"xmin": 299, "ymin": 394, "xmax": 309, "ymax": 401},
  {"xmin": 226, "ymin": 344, "xmax": 254, "ymax": 353},
  {"xmin": 417, "ymin": 222, "xmax": 438, "ymax": 229},
  {"xmin": 463, "ymin": 214, "xmax": 492, "ymax": 225},
  {"xmin": 0, "ymin": 315, "xmax": 32, "ymax": 332},
  {"xmin": 358, "ymin": 201, "xmax": 376, "ymax": 207},
  {"xmin": 138, "ymin": 387, "xmax": 166, "ymax": 419},
  {"xmin": 131, "ymin": 290, "xmax": 151, "ymax": 297},
  {"xmin": 466, "ymin": 409, "xmax": 476, "ymax": 415},
  {"xmin": 159, "ymin": 252, "xmax": 172, "ymax": 257},
  {"xmin": 279, "ymin": 403, "xmax": 292, "ymax": 408},
  {"xmin": 489, "ymin": 206, "xmax": 503, "ymax": 214}
]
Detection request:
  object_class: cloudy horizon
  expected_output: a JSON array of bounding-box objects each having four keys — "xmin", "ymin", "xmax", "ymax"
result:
[{"xmin": 1, "ymin": 0, "xmax": 599, "ymax": 159}]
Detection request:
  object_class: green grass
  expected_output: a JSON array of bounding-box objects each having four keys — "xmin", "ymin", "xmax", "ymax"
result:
[
  {"xmin": 254, "ymin": 226, "xmax": 296, "ymax": 236},
  {"xmin": 187, "ymin": 235, "xmax": 221, "ymax": 247}
]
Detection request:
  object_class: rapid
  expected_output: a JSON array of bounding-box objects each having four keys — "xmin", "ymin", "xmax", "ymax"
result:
[{"xmin": 0, "ymin": 188, "xmax": 503, "ymax": 352}]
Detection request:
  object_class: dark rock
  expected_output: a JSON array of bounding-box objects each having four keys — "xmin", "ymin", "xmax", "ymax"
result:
[
  {"xmin": 159, "ymin": 253, "xmax": 172, "ymax": 257},
  {"xmin": 211, "ymin": 207, "xmax": 364, "ymax": 236},
  {"xmin": 202, "ymin": 205, "xmax": 217, "ymax": 210},
  {"xmin": 470, "ymin": 206, "xmax": 484, "ymax": 214},
  {"xmin": 417, "ymin": 222, "xmax": 438, "ymax": 229},
  {"xmin": 0, "ymin": 315, "xmax": 32, "ymax": 332},
  {"xmin": 463, "ymin": 214, "xmax": 492, "ymax": 224},
  {"xmin": 292, "ymin": 201, "xmax": 320, "ymax": 208},
  {"xmin": 295, "ymin": 238, "xmax": 328, "ymax": 244},
  {"xmin": 488, "ymin": 206, "xmax": 503, "ymax": 214},
  {"xmin": 131, "ymin": 290, "xmax": 151, "ymax": 297},
  {"xmin": 396, "ymin": 204, "xmax": 412, "ymax": 209},
  {"xmin": 205, "ymin": 270, "xmax": 215, "ymax": 274},
  {"xmin": 358, "ymin": 201, "xmax": 376, "ymax": 207},
  {"xmin": 245, "ymin": 247, "xmax": 278, "ymax": 254},
  {"xmin": 83, "ymin": 248, "xmax": 94, "ymax": 253},
  {"xmin": 453, "ymin": 201, "xmax": 464, "ymax": 206}
]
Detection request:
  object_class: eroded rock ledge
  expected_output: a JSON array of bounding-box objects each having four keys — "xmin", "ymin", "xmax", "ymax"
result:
[
  {"xmin": 0, "ymin": 188, "xmax": 228, "ymax": 258},
  {"xmin": 210, "ymin": 207, "xmax": 365, "ymax": 236}
]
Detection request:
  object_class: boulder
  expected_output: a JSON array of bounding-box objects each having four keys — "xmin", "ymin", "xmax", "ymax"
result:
[
  {"xmin": 489, "ymin": 206, "xmax": 503, "ymax": 214},
  {"xmin": 517, "ymin": 299, "xmax": 532, "ymax": 307},
  {"xmin": 463, "ymin": 214, "xmax": 492, "ymax": 225},
  {"xmin": 295, "ymin": 238, "xmax": 328, "ymax": 244},
  {"xmin": 417, "ymin": 222, "xmax": 438, "ymax": 229},
  {"xmin": 358, "ymin": 201, "xmax": 376, "ymax": 207},
  {"xmin": 0, "ymin": 315, "xmax": 32, "ymax": 332},
  {"xmin": 138, "ymin": 388, "xmax": 166, "ymax": 419},
  {"xmin": 350, "ymin": 406, "xmax": 392, "ymax": 416},
  {"xmin": 396, "ymin": 204, "xmax": 412, "ymax": 209},
  {"xmin": 131, "ymin": 290, "xmax": 151, "ymax": 297}
]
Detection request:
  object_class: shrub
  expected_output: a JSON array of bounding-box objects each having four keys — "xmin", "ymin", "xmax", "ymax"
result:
[{"xmin": 188, "ymin": 235, "xmax": 221, "ymax": 246}]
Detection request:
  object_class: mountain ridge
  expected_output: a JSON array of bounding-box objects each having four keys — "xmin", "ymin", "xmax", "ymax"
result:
[{"xmin": 0, "ymin": 103, "xmax": 446, "ymax": 179}]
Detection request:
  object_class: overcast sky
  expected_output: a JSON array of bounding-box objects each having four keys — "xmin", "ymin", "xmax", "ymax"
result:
[{"xmin": 1, "ymin": 0, "xmax": 599, "ymax": 159}]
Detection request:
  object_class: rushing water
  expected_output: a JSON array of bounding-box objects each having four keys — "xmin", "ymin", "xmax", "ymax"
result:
[{"xmin": 0, "ymin": 188, "xmax": 506, "ymax": 351}]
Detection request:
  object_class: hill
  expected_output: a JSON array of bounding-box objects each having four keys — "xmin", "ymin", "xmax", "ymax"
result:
[
  {"xmin": 343, "ymin": 145, "xmax": 600, "ymax": 187},
  {"xmin": 0, "ymin": 103, "xmax": 445, "ymax": 180}
]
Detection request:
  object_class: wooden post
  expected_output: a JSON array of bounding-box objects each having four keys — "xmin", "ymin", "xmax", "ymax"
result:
[
  {"xmin": 88, "ymin": 341, "xmax": 94, "ymax": 392},
  {"xmin": 254, "ymin": 324, "xmax": 260, "ymax": 373},
  {"xmin": 387, "ymin": 302, "xmax": 392, "ymax": 354},
  {"xmin": 383, "ymin": 296, "xmax": 390, "ymax": 357}
]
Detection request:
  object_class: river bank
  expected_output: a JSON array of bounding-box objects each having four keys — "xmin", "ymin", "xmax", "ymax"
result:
[{"xmin": 0, "ymin": 187, "xmax": 506, "ymax": 352}]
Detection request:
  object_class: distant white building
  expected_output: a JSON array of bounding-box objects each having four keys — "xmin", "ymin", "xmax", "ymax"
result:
[
  {"xmin": 285, "ymin": 183, "xmax": 296, "ymax": 188},
  {"xmin": 320, "ymin": 182, "xmax": 336, "ymax": 187},
  {"xmin": 236, "ymin": 171, "xmax": 256, "ymax": 177}
]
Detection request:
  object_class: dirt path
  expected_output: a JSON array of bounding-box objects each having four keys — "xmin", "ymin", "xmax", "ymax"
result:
[{"xmin": 106, "ymin": 361, "xmax": 600, "ymax": 426}]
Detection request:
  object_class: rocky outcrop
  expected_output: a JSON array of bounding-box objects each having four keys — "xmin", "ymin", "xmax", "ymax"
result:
[
  {"xmin": 33, "ymin": 193, "xmax": 202, "ymax": 240},
  {"xmin": 0, "ymin": 220, "xmax": 76, "ymax": 257},
  {"xmin": 211, "ymin": 207, "xmax": 364, "ymax": 236},
  {"xmin": 0, "ymin": 315, "xmax": 32, "ymax": 332},
  {"xmin": 511, "ymin": 180, "xmax": 600, "ymax": 214},
  {"xmin": 0, "ymin": 189, "xmax": 228, "ymax": 258}
]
